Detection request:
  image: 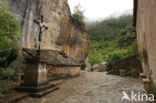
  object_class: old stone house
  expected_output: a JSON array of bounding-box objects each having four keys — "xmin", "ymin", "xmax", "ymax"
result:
[
  {"xmin": 92, "ymin": 62, "xmax": 106, "ymax": 72},
  {"xmin": 134, "ymin": 0, "xmax": 156, "ymax": 85}
]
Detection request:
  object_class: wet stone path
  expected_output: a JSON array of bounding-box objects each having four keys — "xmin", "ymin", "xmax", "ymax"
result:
[{"xmin": 18, "ymin": 72, "xmax": 148, "ymax": 103}]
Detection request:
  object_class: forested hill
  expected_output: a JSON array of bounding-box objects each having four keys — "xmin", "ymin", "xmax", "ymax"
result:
[
  {"xmin": 87, "ymin": 15, "xmax": 133, "ymax": 41},
  {"xmin": 87, "ymin": 14, "xmax": 138, "ymax": 65}
]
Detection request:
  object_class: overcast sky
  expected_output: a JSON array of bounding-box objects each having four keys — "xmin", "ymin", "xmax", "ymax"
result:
[{"xmin": 68, "ymin": 0, "xmax": 133, "ymax": 20}]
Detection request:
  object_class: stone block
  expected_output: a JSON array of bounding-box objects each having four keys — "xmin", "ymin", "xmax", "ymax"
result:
[
  {"xmin": 16, "ymin": 58, "xmax": 59, "ymax": 97},
  {"xmin": 47, "ymin": 65, "xmax": 81, "ymax": 77}
]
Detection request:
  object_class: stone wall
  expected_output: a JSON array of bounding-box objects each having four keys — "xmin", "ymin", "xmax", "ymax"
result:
[
  {"xmin": 47, "ymin": 65, "xmax": 80, "ymax": 77},
  {"xmin": 135, "ymin": 0, "xmax": 156, "ymax": 84},
  {"xmin": 107, "ymin": 55, "xmax": 142, "ymax": 75}
]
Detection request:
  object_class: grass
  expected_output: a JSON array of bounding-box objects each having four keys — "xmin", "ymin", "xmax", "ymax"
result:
[
  {"xmin": 130, "ymin": 68, "xmax": 140, "ymax": 77},
  {"xmin": 119, "ymin": 69, "xmax": 126, "ymax": 76},
  {"xmin": 148, "ymin": 84, "xmax": 156, "ymax": 97}
]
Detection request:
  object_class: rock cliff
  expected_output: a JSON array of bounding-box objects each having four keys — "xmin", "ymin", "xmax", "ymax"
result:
[{"xmin": 4, "ymin": 0, "xmax": 89, "ymax": 64}]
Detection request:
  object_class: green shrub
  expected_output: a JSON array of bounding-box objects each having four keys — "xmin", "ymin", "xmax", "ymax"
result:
[
  {"xmin": 0, "ymin": 67, "xmax": 16, "ymax": 82},
  {"xmin": 17, "ymin": 56, "xmax": 26, "ymax": 64},
  {"xmin": 72, "ymin": 4, "xmax": 85, "ymax": 26},
  {"xmin": 0, "ymin": 49, "xmax": 18, "ymax": 68},
  {"xmin": 117, "ymin": 26, "xmax": 136, "ymax": 48},
  {"xmin": 0, "ymin": 81, "xmax": 5, "ymax": 97},
  {"xmin": 0, "ymin": 67, "xmax": 15, "ymax": 76},
  {"xmin": 106, "ymin": 50, "xmax": 127, "ymax": 66},
  {"xmin": 118, "ymin": 25, "xmax": 135, "ymax": 36},
  {"xmin": 119, "ymin": 69, "xmax": 126, "ymax": 76},
  {"xmin": 0, "ymin": 80, "xmax": 10, "ymax": 97},
  {"xmin": 126, "ymin": 40, "xmax": 138, "ymax": 56},
  {"xmin": 148, "ymin": 84, "xmax": 156, "ymax": 97},
  {"xmin": 0, "ymin": 8, "xmax": 22, "ymax": 68},
  {"xmin": 130, "ymin": 68, "xmax": 139, "ymax": 77}
]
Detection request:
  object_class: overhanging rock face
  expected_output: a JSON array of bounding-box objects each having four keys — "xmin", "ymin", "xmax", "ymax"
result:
[
  {"xmin": 23, "ymin": 48, "xmax": 80, "ymax": 66},
  {"xmin": 8, "ymin": 0, "xmax": 89, "ymax": 64}
]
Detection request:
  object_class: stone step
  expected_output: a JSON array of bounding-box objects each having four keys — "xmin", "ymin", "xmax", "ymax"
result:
[
  {"xmin": 142, "ymin": 78, "xmax": 151, "ymax": 83},
  {"xmin": 29, "ymin": 86, "xmax": 59, "ymax": 98},
  {"xmin": 0, "ymin": 92, "xmax": 29, "ymax": 103},
  {"xmin": 16, "ymin": 84, "xmax": 55, "ymax": 93},
  {"xmin": 16, "ymin": 83, "xmax": 59, "ymax": 98},
  {"xmin": 11, "ymin": 93, "xmax": 29, "ymax": 103}
]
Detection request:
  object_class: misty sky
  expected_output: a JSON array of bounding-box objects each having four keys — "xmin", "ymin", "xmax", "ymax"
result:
[{"xmin": 68, "ymin": 0, "xmax": 133, "ymax": 20}]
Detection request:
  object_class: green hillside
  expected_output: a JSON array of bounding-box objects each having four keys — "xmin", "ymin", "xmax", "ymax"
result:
[{"xmin": 87, "ymin": 15, "xmax": 138, "ymax": 65}]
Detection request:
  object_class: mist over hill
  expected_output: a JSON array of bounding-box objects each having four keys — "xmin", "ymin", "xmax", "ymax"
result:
[{"xmin": 85, "ymin": 9, "xmax": 133, "ymax": 24}]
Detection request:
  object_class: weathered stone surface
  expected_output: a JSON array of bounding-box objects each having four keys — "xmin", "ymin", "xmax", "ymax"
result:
[
  {"xmin": 22, "ymin": 48, "xmax": 81, "ymax": 77},
  {"xmin": 134, "ymin": 0, "xmax": 156, "ymax": 84},
  {"xmin": 23, "ymin": 60, "xmax": 48, "ymax": 85},
  {"xmin": 48, "ymin": 65, "xmax": 80, "ymax": 77},
  {"xmin": 5, "ymin": 0, "xmax": 89, "ymax": 64},
  {"xmin": 23, "ymin": 48, "xmax": 80, "ymax": 66}
]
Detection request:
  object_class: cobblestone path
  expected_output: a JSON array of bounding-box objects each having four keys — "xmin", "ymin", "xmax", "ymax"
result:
[{"xmin": 18, "ymin": 72, "xmax": 148, "ymax": 103}]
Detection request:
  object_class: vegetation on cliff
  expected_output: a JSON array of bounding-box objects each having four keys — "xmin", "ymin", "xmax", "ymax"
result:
[
  {"xmin": 72, "ymin": 4, "xmax": 86, "ymax": 28},
  {"xmin": 87, "ymin": 15, "xmax": 138, "ymax": 65}
]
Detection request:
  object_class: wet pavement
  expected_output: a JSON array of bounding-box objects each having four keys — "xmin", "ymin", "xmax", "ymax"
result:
[{"xmin": 18, "ymin": 72, "xmax": 148, "ymax": 103}]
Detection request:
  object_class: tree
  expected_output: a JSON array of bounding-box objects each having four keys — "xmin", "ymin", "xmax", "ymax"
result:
[
  {"xmin": 87, "ymin": 15, "xmax": 133, "ymax": 41},
  {"xmin": 72, "ymin": 4, "xmax": 85, "ymax": 26},
  {"xmin": 0, "ymin": 8, "xmax": 22, "ymax": 68}
]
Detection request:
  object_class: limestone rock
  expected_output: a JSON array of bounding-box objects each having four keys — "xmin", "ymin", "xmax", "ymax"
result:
[
  {"xmin": 5, "ymin": 0, "xmax": 89, "ymax": 64},
  {"xmin": 23, "ymin": 48, "xmax": 80, "ymax": 66}
]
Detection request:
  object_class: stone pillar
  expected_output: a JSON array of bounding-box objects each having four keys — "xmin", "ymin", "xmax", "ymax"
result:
[
  {"xmin": 17, "ymin": 58, "xmax": 58, "ymax": 97},
  {"xmin": 23, "ymin": 58, "xmax": 48, "ymax": 86}
]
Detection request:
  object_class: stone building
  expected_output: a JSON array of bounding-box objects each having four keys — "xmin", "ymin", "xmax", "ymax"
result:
[
  {"xmin": 134, "ymin": 0, "xmax": 156, "ymax": 85},
  {"xmin": 92, "ymin": 62, "xmax": 106, "ymax": 72},
  {"xmin": 2, "ymin": 0, "xmax": 89, "ymax": 77}
]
